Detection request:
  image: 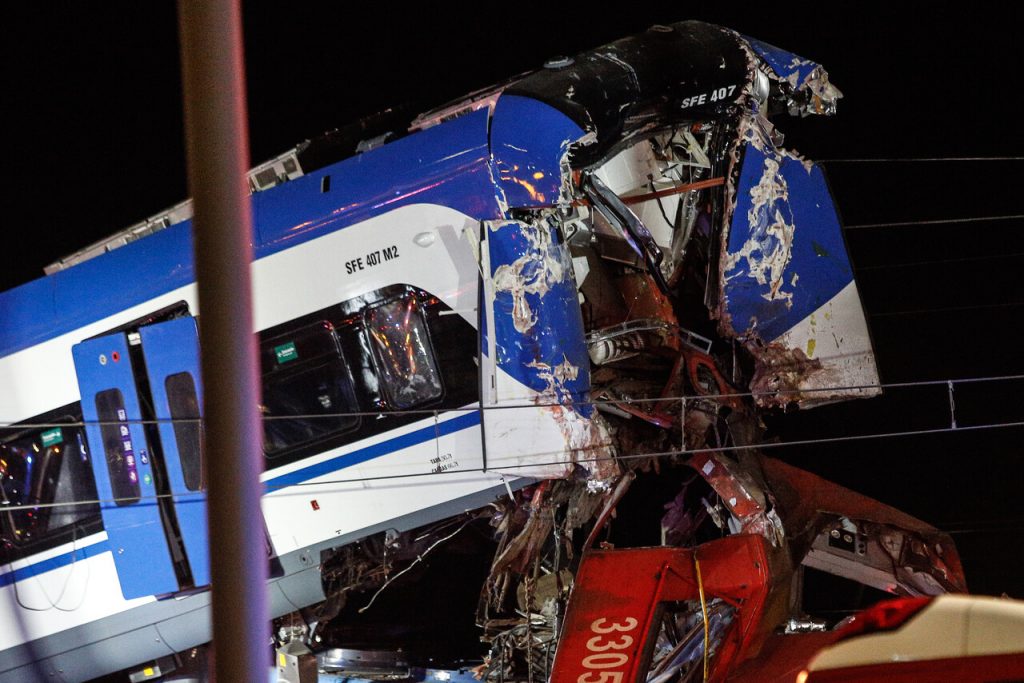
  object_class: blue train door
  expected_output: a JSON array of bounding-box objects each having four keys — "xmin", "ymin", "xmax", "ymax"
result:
[{"xmin": 73, "ymin": 316, "xmax": 210, "ymax": 599}]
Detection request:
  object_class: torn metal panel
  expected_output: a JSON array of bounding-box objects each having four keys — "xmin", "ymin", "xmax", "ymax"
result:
[
  {"xmin": 486, "ymin": 216, "xmax": 588, "ymax": 402},
  {"xmin": 759, "ymin": 456, "xmax": 967, "ymax": 595},
  {"xmin": 592, "ymin": 133, "xmax": 705, "ymax": 263},
  {"xmin": 719, "ymin": 116, "xmax": 879, "ymax": 406},
  {"xmin": 582, "ymin": 173, "xmax": 670, "ymax": 294},
  {"xmin": 585, "ymin": 128, "xmax": 726, "ymax": 288},
  {"xmin": 742, "ymin": 37, "xmax": 820, "ymax": 93},
  {"xmin": 689, "ymin": 451, "xmax": 783, "ymax": 546},
  {"xmin": 503, "ymin": 21, "xmax": 749, "ymax": 167},
  {"xmin": 801, "ymin": 516, "xmax": 959, "ymax": 596},
  {"xmin": 482, "ymin": 215, "xmax": 617, "ymax": 480},
  {"xmin": 742, "ymin": 36, "xmax": 842, "ymax": 116}
]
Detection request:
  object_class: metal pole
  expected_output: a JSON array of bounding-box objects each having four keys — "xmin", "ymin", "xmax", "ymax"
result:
[{"xmin": 177, "ymin": 2, "xmax": 268, "ymax": 681}]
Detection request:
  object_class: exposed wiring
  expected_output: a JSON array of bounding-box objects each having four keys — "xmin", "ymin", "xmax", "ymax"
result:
[
  {"xmin": 10, "ymin": 522, "xmax": 90, "ymax": 612},
  {"xmin": 356, "ymin": 515, "xmax": 475, "ymax": 614},
  {"xmin": 649, "ymin": 179, "xmax": 677, "ymax": 230}
]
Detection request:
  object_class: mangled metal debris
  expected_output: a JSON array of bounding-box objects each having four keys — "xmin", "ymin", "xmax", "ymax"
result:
[
  {"xmin": 719, "ymin": 114, "xmax": 879, "ymax": 408},
  {"xmin": 264, "ymin": 20, "xmax": 972, "ymax": 683}
]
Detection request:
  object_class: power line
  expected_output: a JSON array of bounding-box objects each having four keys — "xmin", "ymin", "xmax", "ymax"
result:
[
  {"xmin": 4, "ymin": 372, "xmax": 1024, "ymax": 429},
  {"xmin": 870, "ymin": 301, "xmax": 1024, "ymax": 318},
  {"xmin": 260, "ymin": 418, "xmax": 1024, "ymax": 493},
  {"xmin": 820, "ymin": 157, "xmax": 1024, "ymax": 163},
  {"xmin": 855, "ymin": 251, "xmax": 1024, "ymax": 272},
  {"xmin": 3, "ymin": 416, "xmax": 1023, "ymax": 514},
  {"xmin": 938, "ymin": 518, "xmax": 1024, "ymax": 535},
  {"xmin": 844, "ymin": 214, "xmax": 1024, "ymax": 230}
]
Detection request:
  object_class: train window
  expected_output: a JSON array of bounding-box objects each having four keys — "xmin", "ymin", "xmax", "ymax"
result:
[
  {"xmin": 261, "ymin": 321, "xmax": 360, "ymax": 457},
  {"xmin": 165, "ymin": 372, "xmax": 204, "ymax": 492},
  {"xmin": 364, "ymin": 295, "xmax": 444, "ymax": 409},
  {"xmin": 95, "ymin": 389, "xmax": 142, "ymax": 505},
  {"xmin": 0, "ymin": 425, "xmax": 99, "ymax": 546}
]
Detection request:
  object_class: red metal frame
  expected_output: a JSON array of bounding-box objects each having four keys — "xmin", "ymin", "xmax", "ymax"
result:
[{"xmin": 549, "ymin": 535, "xmax": 772, "ymax": 683}]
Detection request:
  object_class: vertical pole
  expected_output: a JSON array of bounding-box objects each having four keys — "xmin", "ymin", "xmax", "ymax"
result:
[
  {"xmin": 177, "ymin": 2, "xmax": 268, "ymax": 681},
  {"xmin": 947, "ymin": 380, "xmax": 958, "ymax": 430}
]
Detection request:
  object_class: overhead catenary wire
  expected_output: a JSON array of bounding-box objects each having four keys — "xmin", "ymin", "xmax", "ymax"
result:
[
  {"xmin": 781, "ymin": 157, "xmax": 1024, "ymax": 265},
  {"xmin": 870, "ymin": 301, "xmax": 1024, "ymax": 318},
  {"xmin": 819, "ymin": 156, "xmax": 1024, "ymax": 163},
  {"xmin": 4, "ymin": 371, "xmax": 1023, "ymax": 429},
  {"xmin": 941, "ymin": 521, "xmax": 1024, "ymax": 536},
  {"xmin": 844, "ymin": 214, "xmax": 1024, "ymax": 230},
  {"xmin": 3, "ymin": 416, "xmax": 1023, "ymax": 515},
  {"xmin": 855, "ymin": 250, "xmax": 1024, "ymax": 272}
]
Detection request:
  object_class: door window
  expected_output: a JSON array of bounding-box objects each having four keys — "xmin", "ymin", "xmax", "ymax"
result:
[
  {"xmin": 165, "ymin": 372, "xmax": 204, "ymax": 492},
  {"xmin": 94, "ymin": 389, "xmax": 142, "ymax": 505}
]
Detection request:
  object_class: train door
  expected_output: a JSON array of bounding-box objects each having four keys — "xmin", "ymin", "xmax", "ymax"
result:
[{"xmin": 72, "ymin": 316, "xmax": 210, "ymax": 599}]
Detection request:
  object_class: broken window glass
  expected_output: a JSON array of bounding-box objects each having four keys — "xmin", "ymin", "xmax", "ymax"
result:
[
  {"xmin": 261, "ymin": 321, "xmax": 360, "ymax": 457},
  {"xmin": 0, "ymin": 423, "xmax": 99, "ymax": 546},
  {"xmin": 365, "ymin": 296, "xmax": 444, "ymax": 409}
]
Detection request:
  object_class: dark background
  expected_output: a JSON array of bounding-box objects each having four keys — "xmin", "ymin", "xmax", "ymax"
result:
[{"xmin": 2, "ymin": 4, "xmax": 1022, "ymax": 597}]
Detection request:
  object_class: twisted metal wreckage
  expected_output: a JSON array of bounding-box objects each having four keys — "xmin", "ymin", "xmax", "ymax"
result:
[
  {"xmin": 274, "ymin": 21, "xmax": 963, "ymax": 683},
  {"xmin": 0, "ymin": 20, "xmax": 970, "ymax": 683}
]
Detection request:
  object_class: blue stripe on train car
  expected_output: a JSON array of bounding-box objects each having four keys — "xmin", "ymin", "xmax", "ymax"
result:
[
  {"xmin": 0, "ymin": 410, "xmax": 483, "ymax": 588},
  {"xmin": 0, "ymin": 538, "xmax": 111, "ymax": 588},
  {"xmin": 262, "ymin": 410, "xmax": 481, "ymax": 492},
  {"xmin": 0, "ymin": 108, "xmax": 497, "ymax": 358}
]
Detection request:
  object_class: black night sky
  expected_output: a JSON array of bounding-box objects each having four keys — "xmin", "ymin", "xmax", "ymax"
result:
[{"xmin": 2, "ymin": 2, "xmax": 1023, "ymax": 602}]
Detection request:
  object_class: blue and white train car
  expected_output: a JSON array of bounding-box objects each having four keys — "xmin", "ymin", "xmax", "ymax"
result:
[{"xmin": 0, "ymin": 21, "xmax": 877, "ymax": 682}]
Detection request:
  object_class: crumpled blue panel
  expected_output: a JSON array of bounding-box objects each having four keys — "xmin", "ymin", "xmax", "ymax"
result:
[
  {"xmin": 744, "ymin": 36, "xmax": 821, "ymax": 91},
  {"xmin": 487, "ymin": 218, "xmax": 592, "ymax": 416},
  {"xmin": 490, "ymin": 94, "xmax": 585, "ymax": 208},
  {"xmin": 722, "ymin": 140, "xmax": 853, "ymax": 342}
]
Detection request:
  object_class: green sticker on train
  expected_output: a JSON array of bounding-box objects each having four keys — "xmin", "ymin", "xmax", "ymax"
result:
[
  {"xmin": 41, "ymin": 427, "xmax": 64, "ymax": 447},
  {"xmin": 275, "ymin": 341, "xmax": 298, "ymax": 364}
]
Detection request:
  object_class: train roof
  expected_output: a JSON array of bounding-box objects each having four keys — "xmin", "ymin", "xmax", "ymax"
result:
[{"xmin": 0, "ymin": 20, "xmax": 835, "ymax": 359}]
